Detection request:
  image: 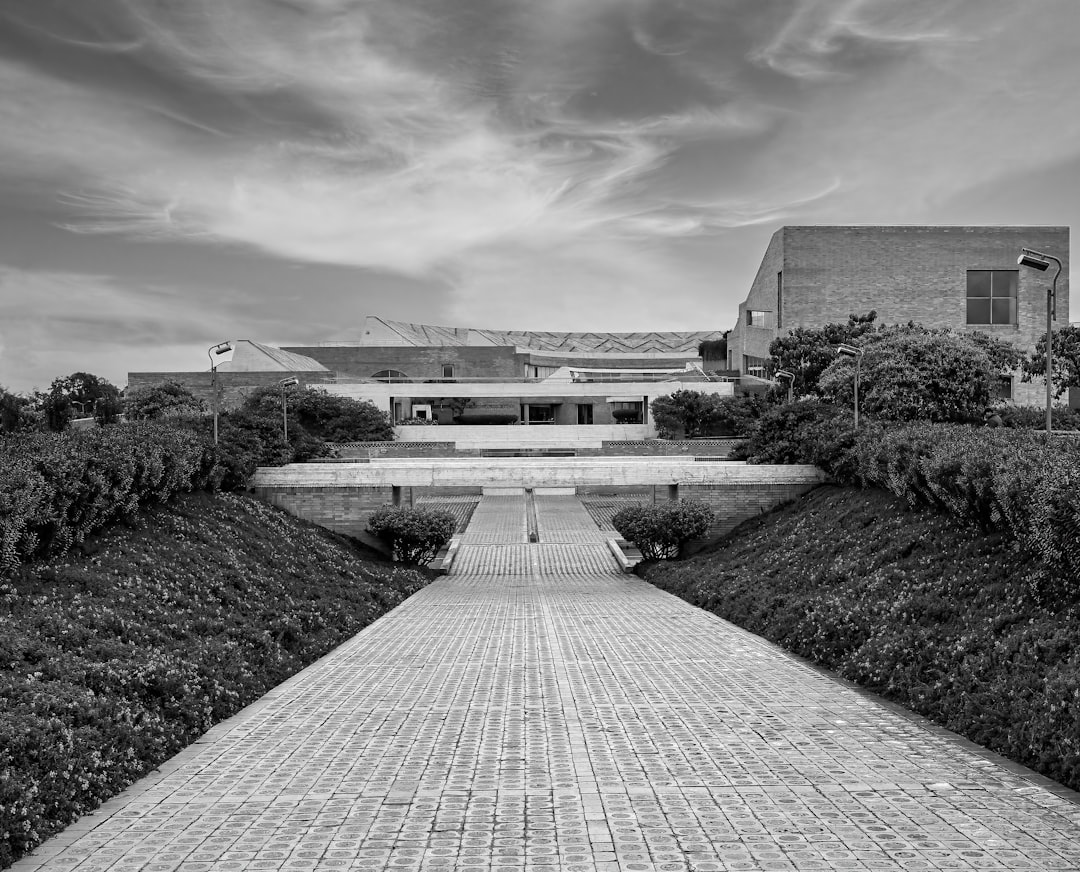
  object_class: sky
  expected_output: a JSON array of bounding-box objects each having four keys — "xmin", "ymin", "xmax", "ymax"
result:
[{"xmin": 1, "ymin": 0, "xmax": 1079, "ymax": 393}]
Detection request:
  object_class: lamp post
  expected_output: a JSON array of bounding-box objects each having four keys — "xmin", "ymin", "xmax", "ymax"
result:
[
  {"xmin": 836, "ymin": 343, "xmax": 864, "ymax": 427},
  {"xmin": 1017, "ymin": 248, "xmax": 1062, "ymax": 438},
  {"xmin": 775, "ymin": 370, "xmax": 794, "ymax": 403},
  {"xmin": 207, "ymin": 341, "xmax": 233, "ymax": 444},
  {"xmin": 277, "ymin": 376, "xmax": 299, "ymax": 441}
]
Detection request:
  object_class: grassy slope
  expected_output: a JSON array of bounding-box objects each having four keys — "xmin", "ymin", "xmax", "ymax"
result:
[
  {"xmin": 641, "ymin": 485, "xmax": 1080, "ymax": 793},
  {"xmin": 0, "ymin": 493, "xmax": 431, "ymax": 869}
]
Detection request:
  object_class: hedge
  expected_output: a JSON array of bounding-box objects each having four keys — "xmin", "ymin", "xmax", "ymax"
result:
[
  {"xmin": 366, "ymin": 505, "xmax": 456, "ymax": 565},
  {"xmin": 611, "ymin": 500, "xmax": 714, "ymax": 560},
  {"xmin": 0, "ymin": 425, "xmax": 216, "ymax": 576},
  {"xmin": 739, "ymin": 403, "xmax": 1080, "ymax": 604}
]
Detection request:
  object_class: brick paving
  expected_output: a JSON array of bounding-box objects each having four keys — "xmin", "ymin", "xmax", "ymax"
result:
[{"xmin": 13, "ymin": 495, "xmax": 1080, "ymax": 872}]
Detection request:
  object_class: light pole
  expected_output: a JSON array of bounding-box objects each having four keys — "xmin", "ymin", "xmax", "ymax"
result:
[
  {"xmin": 277, "ymin": 376, "xmax": 299, "ymax": 441},
  {"xmin": 207, "ymin": 341, "xmax": 233, "ymax": 444},
  {"xmin": 775, "ymin": 370, "xmax": 794, "ymax": 403},
  {"xmin": 1017, "ymin": 248, "xmax": 1062, "ymax": 438},
  {"xmin": 837, "ymin": 344, "xmax": 864, "ymax": 427}
]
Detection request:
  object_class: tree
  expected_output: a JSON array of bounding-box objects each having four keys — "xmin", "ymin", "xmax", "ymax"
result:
[
  {"xmin": 290, "ymin": 389, "xmax": 394, "ymax": 442},
  {"xmin": 125, "ymin": 381, "xmax": 206, "ymax": 420},
  {"xmin": 42, "ymin": 372, "xmax": 122, "ymax": 430},
  {"xmin": 769, "ymin": 312, "xmax": 879, "ymax": 398},
  {"xmin": 1022, "ymin": 325, "xmax": 1080, "ymax": 400},
  {"xmin": 0, "ymin": 387, "xmax": 38, "ymax": 432},
  {"xmin": 650, "ymin": 390, "xmax": 764, "ymax": 438},
  {"xmin": 818, "ymin": 328, "xmax": 1000, "ymax": 423}
]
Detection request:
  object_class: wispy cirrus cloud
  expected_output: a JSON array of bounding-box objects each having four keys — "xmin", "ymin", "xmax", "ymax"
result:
[{"xmin": 1, "ymin": 0, "xmax": 1080, "ymax": 394}]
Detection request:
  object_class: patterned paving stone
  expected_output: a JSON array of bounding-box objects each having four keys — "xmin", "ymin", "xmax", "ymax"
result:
[{"xmin": 14, "ymin": 497, "xmax": 1080, "ymax": 872}]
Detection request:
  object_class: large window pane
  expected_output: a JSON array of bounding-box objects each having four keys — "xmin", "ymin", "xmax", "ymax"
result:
[
  {"xmin": 967, "ymin": 271, "xmax": 992, "ymax": 297},
  {"xmin": 991, "ymin": 297, "xmax": 1015, "ymax": 324},
  {"xmin": 993, "ymin": 270, "xmax": 1018, "ymax": 299},
  {"xmin": 967, "ymin": 298, "xmax": 991, "ymax": 324}
]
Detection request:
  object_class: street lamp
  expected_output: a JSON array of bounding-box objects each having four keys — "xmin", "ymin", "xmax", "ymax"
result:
[
  {"xmin": 1017, "ymin": 247, "xmax": 1063, "ymax": 438},
  {"xmin": 836, "ymin": 343, "xmax": 864, "ymax": 427},
  {"xmin": 277, "ymin": 376, "xmax": 299, "ymax": 441},
  {"xmin": 207, "ymin": 341, "xmax": 233, "ymax": 444},
  {"xmin": 775, "ymin": 370, "xmax": 794, "ymax": 403}
]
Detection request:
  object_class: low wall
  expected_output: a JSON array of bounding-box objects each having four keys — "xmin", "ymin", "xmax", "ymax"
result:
[
  {"xmin": 252, "ymin": 460, "xmax": 826, "ymax": 541},
  {"xmin": 332, "ymin": 438, "xmax": 743, "ymax": 459},
  {"xmin": 394, "ymin": 424, "xmax": 656, "ymax": 447}
]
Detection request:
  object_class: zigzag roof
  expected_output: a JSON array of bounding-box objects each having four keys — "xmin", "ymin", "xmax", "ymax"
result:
[{"xmin": 362, "ymin": 316, "xmax": 722, "ymax": 354}]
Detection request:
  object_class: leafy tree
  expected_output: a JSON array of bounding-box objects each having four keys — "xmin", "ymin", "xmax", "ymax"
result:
[
  {"xmin": 0, "ymin": 387, "xmax": 38, "ymax": 432},
  {"xmin": 650, "ymin": 390, "xmax": 764, "ymax": 438},
  {"xmin": 42, "ymin": 372, "xmax": 122, "ymax": 430},
  {"xmin": 125, "ymin": 381, "xmax": 206, "ymax": 420},
  {"xmin": 768, "ymin": 311, "xmax": 879, "ymax": 397},
  {"xmin": 242, "ymin": 386, "xmax": 393, "ymax": 443},
  {"xmin": 1022, "ymin": 325, "xmax": 1080, "ymax": 399},
  {"xmin": 818, "ymin": 328, "xmax": 998, "ymax": 423}
]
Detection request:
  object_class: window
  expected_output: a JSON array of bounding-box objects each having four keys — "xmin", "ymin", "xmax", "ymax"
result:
[
  {"xmin": 994, "ymin": 376, "xmax": 1013, "ymax": 401},
  {"xmin": 967, "ymin": 270, "xmax": 1017, "ymax": 325},
  {"xmin": 743, "ymin": 355, "xmax": 771, "ymax": 378},
  {"xmin": 746, "ymin": 309, "xmax": 767, "ymax": 328},
  {"xmin": 371, "ymin": 369, "xmax": 409, "ymax": 382},
  {"xmin": 776, "ymin": 272, "xmax": 783, "ymax": 329},
  {"xmin": 577, "ymin": 404, "xmax": 594, "ymax": 425},
  {"xmin": 441, "ymin": 364, "xmax": 455, "ymax": 379},
  {"xmin": 611, "ymin": 401, "xmax": 643, "ymax": 424}
]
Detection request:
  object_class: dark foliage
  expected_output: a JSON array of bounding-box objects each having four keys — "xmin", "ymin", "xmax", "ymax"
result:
[
  {"xmin": 366, "ymin": 505, "xmax": 457, "ymax": 565},
  {"xmin": 611, "ymin": 500, "xmax": 714, "ymax": 560}
]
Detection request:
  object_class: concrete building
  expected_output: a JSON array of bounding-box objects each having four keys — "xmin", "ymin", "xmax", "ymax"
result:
[{"xmin": 726, "ymin": 225, "xmax": 1070, "ymax": 405}]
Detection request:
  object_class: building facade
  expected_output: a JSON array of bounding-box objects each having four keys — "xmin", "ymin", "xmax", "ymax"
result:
[{"xmin": 726, "ymin": 225, "xmax": 1070, "ymax": 405}]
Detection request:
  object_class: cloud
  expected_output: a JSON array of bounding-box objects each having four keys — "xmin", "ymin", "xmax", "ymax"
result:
[{"xmin": 0, "ymin": 266, "xmax": 216, "ymax": 391}]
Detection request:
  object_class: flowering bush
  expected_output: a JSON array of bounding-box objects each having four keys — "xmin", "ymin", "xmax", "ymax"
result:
[
  {"xmin": 611, "ymin": 500, "xmax": 714, "ymax": 560},
  {"xmin": 0, "ymin": 492, "xmax": 429, "ymax": 869},
  {"xmin": 641, "ymin": 485, "xmax": 1080, "ymax": 794},
  {"xmin": 366, "ymin": 505, "xmax": 457, "ymax": 565}
]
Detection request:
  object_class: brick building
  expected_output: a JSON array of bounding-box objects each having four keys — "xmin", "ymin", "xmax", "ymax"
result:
[{"xmin": 726, "ymin": 225, "xmax": 1070, "ymax": 405}]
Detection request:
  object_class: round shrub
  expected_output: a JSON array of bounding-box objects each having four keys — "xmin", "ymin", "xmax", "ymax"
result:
[
  {"xmin": 366, "ymin": 505, "xmax": 456, "ymax": 565},
  {"xmin": 612, "ymin": 408, "xmax": 642, "ymax": 424},
  {"xmin": 611, "ymin": 500, "xmax": 714, "ymax": 560}
]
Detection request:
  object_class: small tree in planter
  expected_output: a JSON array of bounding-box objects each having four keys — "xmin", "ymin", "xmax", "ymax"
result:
[
  {"xmin": 611, "ymin": 500, "xmax": 714, "ymax": 560},
  {"xmin": 612, "ymin": 407, "xmax": 642, "ymax": 424},
  {"xmin": 366, "ymin": 505, "xmax": 456, "ymax": 565}
]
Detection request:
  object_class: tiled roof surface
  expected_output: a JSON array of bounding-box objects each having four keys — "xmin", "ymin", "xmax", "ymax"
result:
[{"xmin": 369, "ymin": 317, "xmax": 723, "ymax": 353}]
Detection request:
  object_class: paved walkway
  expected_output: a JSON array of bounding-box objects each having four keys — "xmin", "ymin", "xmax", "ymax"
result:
[{"xmin": 14, "ymin": 496, "xmax": 1080, "ymax": 871}]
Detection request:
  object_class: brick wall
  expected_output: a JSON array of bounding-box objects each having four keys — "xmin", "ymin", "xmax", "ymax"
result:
[
  {"xmin": 727, "ymin": 229, "xmax": 784, "ymax": 370},
  {"xmin": 126, "ymin": 371, "xmax": 337, "ymax": 411},
  {"xmin": 680, "ymin": 482, "xmax": 819, "ymax": 538},
  {"xmin": 781, "ymin": 226, "xmax": 1069, "ymax": 350},
  {"xmin": 253, "ymin": 485, "xmax": 394, "ymax": 539}
]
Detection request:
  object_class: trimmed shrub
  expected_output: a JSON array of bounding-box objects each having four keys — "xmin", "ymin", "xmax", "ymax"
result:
[
  {"xmin": 366, "ymin": 505, "xmax": 456, "ymax": 565},
  {"xmin": 0, "ymin": 425, "xmax": 214, "ymax": 575},
  {"xmin": 612, "ymin": 500, "xmax": 714, "ymax": 560}
]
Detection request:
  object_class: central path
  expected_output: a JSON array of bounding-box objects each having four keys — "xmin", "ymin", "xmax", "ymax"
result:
[{"xmin": 16, "ymin": 494, "xmax": 1080, "ymax": 871}]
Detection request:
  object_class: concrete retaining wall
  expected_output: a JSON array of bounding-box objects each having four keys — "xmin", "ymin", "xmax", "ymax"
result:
[{"xmin": 252, "ymin": 460, "xmax": 826, "ymax": 542}]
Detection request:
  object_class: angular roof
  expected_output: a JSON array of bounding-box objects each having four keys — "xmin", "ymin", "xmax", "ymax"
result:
[
  {"xmin": 215, "ymin": 341, "xmax": 329, "ymax": 373},
  {"xmin": 359, "ymin": 316, "xmax": 723, "ymax": 353}
]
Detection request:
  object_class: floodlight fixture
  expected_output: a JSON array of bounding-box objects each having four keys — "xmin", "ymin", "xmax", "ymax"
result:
[
  {"xmin": 835, "ymin": 344, "xmax": 864, "ymax": 426},
  {"xmin": 775, "ymin": 369, "xmax": 795, "ymax": 403},
  {"xmin": 207, "ymin": 340, "xmax": 234, "ymax": 444},
  {"xmin": 278, "ymin": 377, "xmax": 300, "ymax": 441},
  {"xmin": 1017, "ymin": 247, "xmax": 1064, "ymax": 438}
]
